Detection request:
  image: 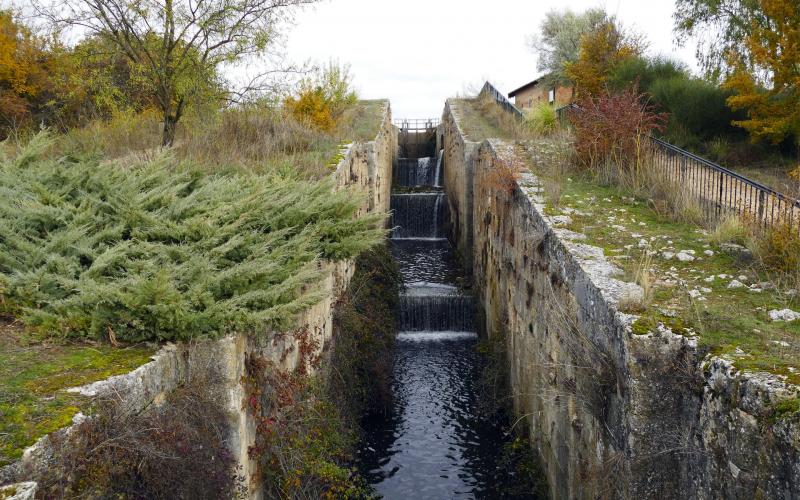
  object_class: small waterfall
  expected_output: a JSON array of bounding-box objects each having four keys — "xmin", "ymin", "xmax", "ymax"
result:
[
  {"xmin": 395, "ymin": 157, "xmax": 437, "ymax": 187},
  {"xmin": 434, "ymin": 150, "xmax": 443, "ymax": 187},
  {"xmin": 390, "ymin": 193, "xmax": 447, "ymax": 239},
  {"xmin": 398, "ymin": 283, "xmax": 474, "ymax": 332}
]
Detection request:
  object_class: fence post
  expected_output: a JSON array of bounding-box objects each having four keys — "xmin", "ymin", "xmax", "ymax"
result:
[{"xmin": 680, "ymin": 155, "xmax": 686, "ymax": 184}]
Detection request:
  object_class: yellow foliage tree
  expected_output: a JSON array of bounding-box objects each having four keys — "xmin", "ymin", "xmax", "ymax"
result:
[
  {"xmin": 723, "ymin": 0, "xmax": 800, "ymax": 150},
  {"xmin": 284, "ymin": 62, "xmax": 357, "ymax": 132},
  {"xmin": 285, "ymin": 87, "xmax": 335, "ymax": 132},
  {"xmin": 0, "ymin": 10, "xmax": 48, "ymax": 128},
  {"xmin": 564, "ymin": 21, "xmax": 644, "ymax": 96}
]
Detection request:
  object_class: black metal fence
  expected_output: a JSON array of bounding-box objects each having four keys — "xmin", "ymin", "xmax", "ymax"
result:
[
  {"xmin": 551, "ymin": 102, "xmax": 800, "ymax": 231},
  {"xmin": 479, "ymin": 82, "xmax": 524, "ymax": 119},
  {"xmin": 648, "ymin": 136, "xmax": 800, "ymax": 229}
]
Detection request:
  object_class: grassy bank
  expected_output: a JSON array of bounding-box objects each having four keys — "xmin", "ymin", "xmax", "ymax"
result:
[
  {"xmin": 0, "ymin": 319, "xmax": 155, "ymax": 466},
  {"xmin": 0, "ymin": 100, "xmax": 387, "ymax": 468},
  {"xmin": 2, "ymin": 100, "xmax": 387, "ymax": 180},
  {"xmin": 522, "ymin": 139, "xmax": 800, "ymax": 386}
]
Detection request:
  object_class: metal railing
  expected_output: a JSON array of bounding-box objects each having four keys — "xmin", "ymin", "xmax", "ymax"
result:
[
  {"xmin": 649, "ymin": 137, "xmax": 800, "ymax": 230},
  {"xmin": 479, "ymin": 81, "xmax": 524, "ymax": 119},
  {"xmin": 553, "ymin": 103, "xmax": 800, "ymax": 231},
  {"xmin": 393, "ymin": 118, "xmax": 440, "ymax": 132}
]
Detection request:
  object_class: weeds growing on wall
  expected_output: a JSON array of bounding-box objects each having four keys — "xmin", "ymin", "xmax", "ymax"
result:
[
  {"xmin": 328, "ymin": 245, "xmax": 401, "ymax": 424},
  {"xmin": 244, "ymin": 246, "xmax": 400, "ymax": 499},
  {"xmin": 0, "ymin": 133, "xmax": 386, "ymax": 342},
  {"xmin": 474, "ymin": 335, "xmax": 549, "ymax": 498},
  {"xmin": 34, "ymin": 366, "xmax": 243, "ymax": 498},
  {"xmin": 245, "ymin": 355, "xmax": 371, "ymax": 499},
  {"xmin": 484, "ymin": 156, "xmax": 525, "ymax": 197}
]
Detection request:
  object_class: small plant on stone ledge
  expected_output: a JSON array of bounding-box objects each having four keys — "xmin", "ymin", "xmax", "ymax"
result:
[
  {"xmin": 244, "ymin": 354, "xmax": 371, "ymax": 499},
  {"xmin": 484, "ymin": 156, "xmax": 525, "ymax": 196}
]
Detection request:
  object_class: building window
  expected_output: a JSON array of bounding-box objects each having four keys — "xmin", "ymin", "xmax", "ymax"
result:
[{"xmin": 548, "ymin": 89, "xmax": 555, "ymax": 104}]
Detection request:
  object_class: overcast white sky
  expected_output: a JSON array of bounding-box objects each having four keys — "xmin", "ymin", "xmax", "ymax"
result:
[{"xmin": 284, "ymin": 0, "xmax": 699, "ymax": 118}]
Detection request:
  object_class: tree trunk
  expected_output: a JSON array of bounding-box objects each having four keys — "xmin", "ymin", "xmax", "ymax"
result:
[{"xmin": 162, "ymin": 114, "xmax": 178, "ymax": 147}]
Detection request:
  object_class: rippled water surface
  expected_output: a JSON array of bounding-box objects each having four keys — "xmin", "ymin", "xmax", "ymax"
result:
[
  {"xmin": 357, "ymin": 333, "xmax": 524, "ymax": 499},
  {"xmin": 354, "ymin": 151, "xmax": 538, "ymax": 498}
]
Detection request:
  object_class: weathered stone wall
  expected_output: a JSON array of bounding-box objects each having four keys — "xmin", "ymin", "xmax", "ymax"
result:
[
  {"xmin": 441, "ymin": 100, "xmax": 479, "ymax": 273},
  {"xmin": 2, "ymin": 101, "xmax": 396, "ymax": 499},
  {"xmin": 442, "ymin": 99, "xmax": 800, "ymax": 498}
]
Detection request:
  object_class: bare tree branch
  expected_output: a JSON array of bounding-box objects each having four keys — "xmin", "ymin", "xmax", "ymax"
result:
[{"xmin": 32, "ymin": 0, "xmax": 319, "ymax": 145}]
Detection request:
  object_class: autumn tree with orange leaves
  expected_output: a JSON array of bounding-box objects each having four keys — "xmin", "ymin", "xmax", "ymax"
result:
[
  {"xmin": 564, "ymin": 20, "xmax": 645, "ymax": 97},
  {"xmin": 0, "ymin": 11, "xmax": 49, "ymax": 132},
  {"xmin": 723, "ymin": 0, "xmax": 800, "ymax": 152},
  {"xmin": 676, "ymin": 0, "xmax": 800, "ymax": 157}
]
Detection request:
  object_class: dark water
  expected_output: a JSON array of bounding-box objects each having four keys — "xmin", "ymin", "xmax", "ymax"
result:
[{"xmin": 354, "ymin": 152, "xmax": 538, "ymax": 499}]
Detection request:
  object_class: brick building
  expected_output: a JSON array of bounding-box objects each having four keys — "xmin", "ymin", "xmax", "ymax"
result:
[{"xmin": 508, "ymin": 75, "xmax": 574, "ymax": 110}]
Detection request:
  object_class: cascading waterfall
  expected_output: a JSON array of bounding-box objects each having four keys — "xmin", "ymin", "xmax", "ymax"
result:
[
  {"xmin": 398, "ymin": 283, "xmax": 474, "ymax": 332},
  {"xmin": 393, "ymin": 152, "xmax": 443, "ymax": 188},
  {"xmin": 433, "ymin": 149, "xmax": 443, "ymax": 187},
  {"xmin": 390, "ymin": 193, "xmax": 447, "ymax": 239},
  {"xmin": 395, "ymin": 157, "xmax": 434, "ymax": 186}
]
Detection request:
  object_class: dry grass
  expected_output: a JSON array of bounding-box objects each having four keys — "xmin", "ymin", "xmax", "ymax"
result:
[
  {"xmin": 45, "ymin": 100, "xmax": 385, "ymax": 179},
  {"xmin": 710, "ymin": 214, "xmax": 750, "ymax": 246},
  {"xmin": 484, "ymin": 155, "xmax": 525, "ymax": 196},
  {"xmin": 543, "ymin": 178, "xmax": 564, "ymax": 208},
  {"xmin": 455, "ymin": 95, "xmax": 537, "ymax": 143}
]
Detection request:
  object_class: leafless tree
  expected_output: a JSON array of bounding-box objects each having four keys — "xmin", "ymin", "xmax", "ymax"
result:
[{"xmin": 34, "ymin": 0, "xmax": 318, "ymax": 146}]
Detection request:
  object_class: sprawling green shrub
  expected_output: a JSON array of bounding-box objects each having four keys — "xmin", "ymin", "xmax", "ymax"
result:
[
  {"xmin": 0, "ymin": 133, "xmax": 385, "ymax": 342},
  {"xmin": 649, "ymin": 76, "xmax": 744, "ymax": 146},
  {"xmin": 608, "ymin": 55, "xmax": 688, "ymax": 94}
]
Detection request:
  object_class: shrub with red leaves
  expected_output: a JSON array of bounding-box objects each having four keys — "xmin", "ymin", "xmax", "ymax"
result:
[{"xmin": 570, "ymin": 86, "xmax": 668, "ymax": 171}]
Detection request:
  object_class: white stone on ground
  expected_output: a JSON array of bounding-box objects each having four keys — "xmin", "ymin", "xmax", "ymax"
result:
[
  {"xmin": 768, "ymin": 309, "xmax": 800, "ymax": 322},
  {"xmin": 676, "ymin": 251, "xmax": 695, "ymax": 262},
  {"xmin": 704, "ymin": 250, "xmax": 714, "ymax": 257},
  {"xmin": 727, "ymin": 280, "xmax": 745, "ymax": 289}
]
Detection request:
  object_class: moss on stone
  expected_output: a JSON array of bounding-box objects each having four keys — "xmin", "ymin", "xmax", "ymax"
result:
[
  {"xmin": 0, "ymin": 485, "xmax": 18, "ymax": 500},
  {"xmin": 0, "ymin": 322, "xmax": 155, "ymax": 466},
  {"xmin": 769, "ymin": 397, "xmax": 800, "ymax": 423},
  {"xmin": 631, "ymin": 317, "xmax": 655, "ymax": 335}
]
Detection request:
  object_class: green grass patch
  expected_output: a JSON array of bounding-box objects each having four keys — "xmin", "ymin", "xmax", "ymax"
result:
[
  {"xmin": 0, "ymin": 320, "xmax": 155, "ymax": 466},
  {"xmin": 527, "ymin": 157, "xmax": 800, "ymax": 384},
  {"xmin": 340, "ymin": 100, "xmax": 386, "ymax": 144},
  {"xmin": 769, "ymin": 397, "xmax": 800, "ymax": 423}
]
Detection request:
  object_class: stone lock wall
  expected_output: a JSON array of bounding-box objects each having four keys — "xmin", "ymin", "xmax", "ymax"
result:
[
  {"xmin": 441, "ymin": 100, "xmax": 479, "ymax": 274},
  {"xmin": 2, "ymin": 102, "xmax": 397, "ymax": 499},
  {"xmin": 441, "ymin": 100, "xmax": 800, "ymax": 499}
]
